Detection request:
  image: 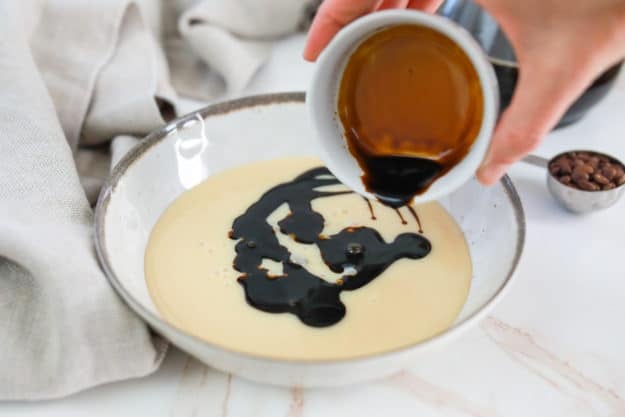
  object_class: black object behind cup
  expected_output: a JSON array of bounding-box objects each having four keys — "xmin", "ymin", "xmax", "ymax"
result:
[{"xmin": 438, "ymin": 0, "xmax": 623, "ymax": 129}]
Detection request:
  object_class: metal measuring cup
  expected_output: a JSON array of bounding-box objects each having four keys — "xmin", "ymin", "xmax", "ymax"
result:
[{"xmin": 523, "ymin": 153, "xmax": 625, "ymax": 213}]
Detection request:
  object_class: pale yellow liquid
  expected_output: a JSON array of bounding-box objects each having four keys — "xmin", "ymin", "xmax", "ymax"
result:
[{"xmin": 145, "ymin": 157, "xmax": 472, "ymax": 361}]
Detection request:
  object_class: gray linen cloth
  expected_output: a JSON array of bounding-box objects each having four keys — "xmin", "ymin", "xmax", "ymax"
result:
[{"xmin": 0, "ymin": 0, "xmax": 317, "ymax": 400}]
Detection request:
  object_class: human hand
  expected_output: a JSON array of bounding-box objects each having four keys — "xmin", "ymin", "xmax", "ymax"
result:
[{"xmin": 304, "ymin": 0, "xmax": 625, "ymax": 185}]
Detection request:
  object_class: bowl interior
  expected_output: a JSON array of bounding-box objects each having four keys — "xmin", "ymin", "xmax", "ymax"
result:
[{"xmin": 96, "ymin": 93, "xmax": 523, "ymax": 361}]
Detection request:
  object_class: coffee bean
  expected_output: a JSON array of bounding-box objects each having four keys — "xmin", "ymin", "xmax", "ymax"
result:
[
  {"xmin": 573, "ymin": 159, "xmax": 585, "ymax": 167},
  {"xmin": 559, "ymin": 159, "xmax": 572, "ymax": 174},
  {"xmin": 589, "ymin": 157, "xmax": 600, "ymax": 168},
  {"xmin": 616, "ymin": 175, "xmax": 625, "ymax": 186},
  {"xmin": 577, "ymin": 179, "xmax": 600, "ymax": 191},
  {"xmin": 572, "ymin": 169, "xmax": 589, "ymax": 182},
  {"xmin": 559, "ymin": 175, "xmax": 572, "ymax": 185},
  {"xmin": 549, "ymin": 164, "xmax": 561, "ymax": 175},
  {"xmin": 602, "ymin": 165, "xmax": 617, "ymax": 180},
  {"xmin": 602, "ymin": 183, "xmax": 616, "ymax": 190},
  {"xmin": 592, "ymin": 173, "xmax": 610, "ymax": 185},
  {"xmin": 581, "ymin": 164, "xmax": 594, "ymax": 174},
  {"xmin": 577, "ymin": 153, "xmax": 590, "ymax": 161}
]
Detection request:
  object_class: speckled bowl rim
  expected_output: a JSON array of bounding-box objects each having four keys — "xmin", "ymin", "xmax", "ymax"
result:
[{"xmin": 94, "ymin": 92, "xmax": 526, "ymax": 365}]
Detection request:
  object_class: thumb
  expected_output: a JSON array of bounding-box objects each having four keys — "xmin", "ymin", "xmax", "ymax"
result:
[
  {"xmin": 303, "ymin": 0, "xmax": 378, "ymax": 61},
  {"xmin": 476, "ymin": 61, "xmax": 597, "ymax": 185}
]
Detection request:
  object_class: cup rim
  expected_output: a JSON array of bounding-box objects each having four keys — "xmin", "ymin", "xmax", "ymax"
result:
[{"xmin": 308, "ymin": 9, "xmax": 500, "ymax": 205}]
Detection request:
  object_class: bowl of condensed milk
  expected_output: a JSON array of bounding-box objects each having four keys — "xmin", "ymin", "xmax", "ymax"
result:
[
  {"xmin": 95, "ymin": 93, "xmax": 523, "ymax": 388},
  {"xmin": 308, "ymin": 10, "xmax": 499, "ymax": 207}
]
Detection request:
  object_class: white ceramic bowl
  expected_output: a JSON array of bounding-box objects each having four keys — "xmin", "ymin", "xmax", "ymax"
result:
[
  {"xmin": 308, "ymin": 10, "xmax": 499, "ymax": 204},
  {"xmin": 95, "ymin": 93, "xmax": 523, "ymax": 387}
]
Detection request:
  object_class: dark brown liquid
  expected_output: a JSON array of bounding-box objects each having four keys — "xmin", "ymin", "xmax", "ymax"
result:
[
  {"xmin": 407, "ymin": 205, "xmax": 423, "ymax": 234},
  {"xmin": 394, "ymin": 207, "xmax": 407, "ymax": 225},
  {"xmin": 229, "ymin": 167, "xmax": 431, "ymax": 327},
  {"xmin": 338, "ymin": 25, "xmax": 484, "ymax": 206},
  {"xmin": 363, "ymin": 196, "xmax": 377, "ymax": 220}
]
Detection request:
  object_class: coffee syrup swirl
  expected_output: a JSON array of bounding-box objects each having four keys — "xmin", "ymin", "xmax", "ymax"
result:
[{"xmin": 229, "ymin": 167, "xmax": 431, "ymax": 327}]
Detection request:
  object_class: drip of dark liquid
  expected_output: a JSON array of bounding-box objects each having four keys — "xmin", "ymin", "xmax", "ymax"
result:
[
  {"xmin": 407, "ymin": 205, "xmax": 424, "ymax": 234},
  {"xmin": 363, "ymin": 197, "xmax": 376, "ymax": 220},
  {"xmin": 229, "ymin": 167, "xmax": 431, "ymax": 327},
  {"xmin": 394, "ymin": 207, "xmax": 407, "ymax": 225}
]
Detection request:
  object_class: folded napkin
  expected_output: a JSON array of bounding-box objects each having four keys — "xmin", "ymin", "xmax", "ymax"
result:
[{"xmin": 0, "ymin": 0, "xmax": 318, "ymax": 400}]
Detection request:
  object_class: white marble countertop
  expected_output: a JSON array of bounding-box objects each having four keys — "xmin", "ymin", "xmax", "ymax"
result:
[{"xmin": 4, "ymin": 34, "xmax": 625, "ymax": 417}]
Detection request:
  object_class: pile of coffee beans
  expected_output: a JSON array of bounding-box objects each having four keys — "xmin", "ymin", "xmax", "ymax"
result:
[{"xmin": 549, "ymin": 151, "xmax": 625, "ymax": 191}]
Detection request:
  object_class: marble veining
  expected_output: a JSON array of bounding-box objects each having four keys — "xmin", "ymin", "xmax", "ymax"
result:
[
  {"xmin": 287, "ymin": 388, "xmax": 304, "ymax": 417},
  {"xmin": 387, "ymin": 371, "xmax": 501, "ymax": 417},
  {"xmin": 222, "ymin": 375, "xmax": 232, "ymax": 417},
  {"xmin": 163, "ymin": 313, "xmax": 625, "ymax": 417},
  {"xmin": 482, "ymin": 317, "xmax": 625, "ymax": 417}
]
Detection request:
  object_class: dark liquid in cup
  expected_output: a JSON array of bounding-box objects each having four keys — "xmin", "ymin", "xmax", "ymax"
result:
[{"xmin": 337, "ymin": 25, "xmax": 484, "ymax": 207}]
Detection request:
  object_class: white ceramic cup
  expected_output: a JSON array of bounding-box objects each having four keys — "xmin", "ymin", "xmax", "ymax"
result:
[{"xmin": 307, "ymin": 9, "xmax": 499, "ymax": 204}]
